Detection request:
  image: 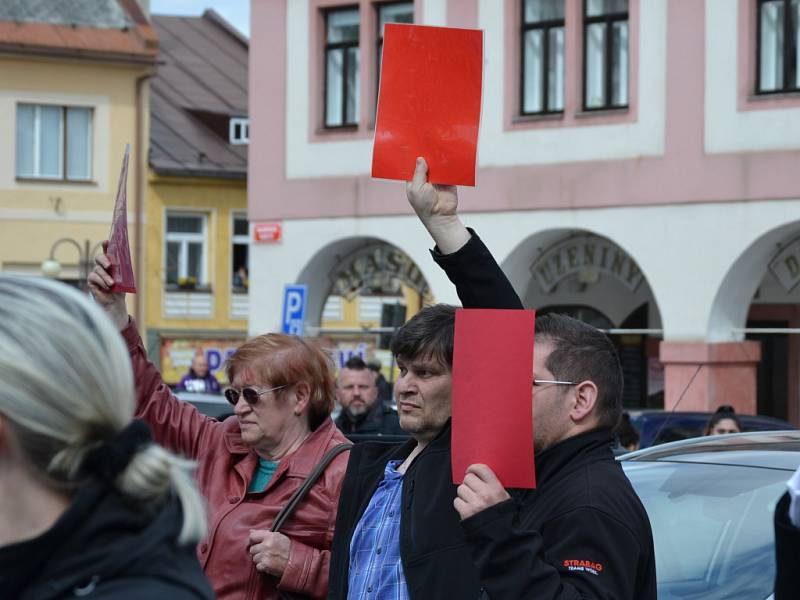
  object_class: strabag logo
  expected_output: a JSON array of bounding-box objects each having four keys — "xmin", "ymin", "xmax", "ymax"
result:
[{"xmin": 563, "ymin": 559, "xmax": 604, "ymax": 576}]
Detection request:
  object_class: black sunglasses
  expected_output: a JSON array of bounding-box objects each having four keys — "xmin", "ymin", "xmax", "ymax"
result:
[{"xmin": 224, "ymin": 384, "xmax": 289, "ymax": 406}]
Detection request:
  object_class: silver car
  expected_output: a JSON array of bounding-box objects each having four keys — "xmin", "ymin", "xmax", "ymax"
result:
[{"xmin": 620, "ymin": 431, "xmax": 800, "ymax": 600}]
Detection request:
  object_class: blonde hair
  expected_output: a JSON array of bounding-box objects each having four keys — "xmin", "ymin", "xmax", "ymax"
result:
[{"xmin": 0, "ymin": 275, "xmax": 205, "ymax": 544}]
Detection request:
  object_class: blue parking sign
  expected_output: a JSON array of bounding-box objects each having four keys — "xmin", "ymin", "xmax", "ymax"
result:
[{"xmin": 281, "ymin": 284, "xmax": 307, "ymax": 335}]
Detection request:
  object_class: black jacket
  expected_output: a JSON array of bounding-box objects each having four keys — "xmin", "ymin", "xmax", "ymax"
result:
[
  {"xmin": 0, "ymin": 482, "xmax": 214, "ymax": 599},
  {"xmin": 334, "ymin": 398, "xmax": 405, "ymax": 436},
  {"xmin": 328, "ymin": 423, "xmax": 481, "ymax": 599},
  {"xmin": 435, "ymin": 231, "xmax": 657, "ymax": 599},
  {"xmin": 774, "ymin": 492, "xmax": 799, "ymax": 600}
]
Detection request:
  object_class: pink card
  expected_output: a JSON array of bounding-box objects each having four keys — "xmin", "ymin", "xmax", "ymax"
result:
[
  {"xmin": 452, "ymin": 309, "xmax": 536, "ymax": 488},
  {"xmin": 107, "ymin": 144, "xmax": 136, "ymax": 293},
  {"xmin": 372, "ymin": 23, "xmax": 483, "ymax": 186}
]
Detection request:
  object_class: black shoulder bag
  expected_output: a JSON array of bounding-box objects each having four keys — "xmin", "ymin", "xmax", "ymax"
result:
[{"xmin": 272, "ymin": 442, "xmax": 353, "ymax": 600}]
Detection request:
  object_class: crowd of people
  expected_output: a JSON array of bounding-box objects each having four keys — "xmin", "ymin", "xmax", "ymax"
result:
[{"xmin": 0, "ymin": 158, "xmax": 797, "ymax": 599}]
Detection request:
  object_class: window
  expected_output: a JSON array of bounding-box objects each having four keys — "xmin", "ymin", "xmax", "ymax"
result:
[
  {"xmin": 324, "ymin": 7, "xmax": 360, "ymax": 127},
  {"xmin": 231, "ymin": 214, "xmax": 249, "ymax": 291},
  {"xmin": 229, "ymin": 117, "xmax": 249, "ymax": 144},
  {"xmin": 165, "ymin": 213, "xmax": 207, "ymax": 287},
  {"xmin": 583, "ymin": 0, "xmax": 628, "ymax": 110},
  {"xmin": 758, "ymin": 0, "xmax": 800, "ymax": 93},
  {"xmin": 16, "ymin": 104, "xmax": 92, "ymax": 180},
  {"xmin": 377, "ymin": 2, "xmax": 414, "ymax": 95},
  {"xmin": 521, "ymin": 0, "xmax": 565, "ymax": 114}
]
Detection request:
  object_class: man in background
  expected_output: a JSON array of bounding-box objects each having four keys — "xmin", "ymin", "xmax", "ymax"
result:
[
  {"xmin": 335, "ymin": 356, "xmax": 403, "ymax": 435},
  {"xmin": 175, "ymin": 352, "xmax": 221, "ymax": 394}
]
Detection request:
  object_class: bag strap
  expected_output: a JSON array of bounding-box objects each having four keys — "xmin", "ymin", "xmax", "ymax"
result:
[{"xmin": 270, "ymin": 442, "xmax": 353, "ymax": 533}]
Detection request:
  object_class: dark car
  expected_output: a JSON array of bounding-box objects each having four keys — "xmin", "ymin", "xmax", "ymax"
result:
[
  {"xmin": 628, "ymin": 410, "xmax": 796, "ymax": 448},
  {"xmin": 174, "ymin": 390, "xmax": 233, "ymax": 420},
  {"xmin": 619, "ymin": 431, "xmax": 800, "ymax": 599}
]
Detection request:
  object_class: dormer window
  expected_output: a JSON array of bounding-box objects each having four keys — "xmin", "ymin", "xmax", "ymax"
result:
[{"xmin": 229, "ymin": 117, "xmax": 249, "ymax": 144}]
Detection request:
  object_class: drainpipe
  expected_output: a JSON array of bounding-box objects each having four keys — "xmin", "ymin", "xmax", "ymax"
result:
[{"xmin": 134, "ymin": 69, "xmax": 155, "ymax": 327}]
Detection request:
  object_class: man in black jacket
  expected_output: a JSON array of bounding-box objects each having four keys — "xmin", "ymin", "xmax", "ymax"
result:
[
  {"xmin": 328, "ymin": 158, "xmax": 656, "ymax": 599},
  {"xmin": 334, "ymin": 355, "xmax": 404, "ymax": 435}
]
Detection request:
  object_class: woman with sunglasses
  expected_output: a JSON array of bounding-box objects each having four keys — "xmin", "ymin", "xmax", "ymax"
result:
[{"xmin": 88, "ymin": 252, "xmax": 349, "ymax": 600}]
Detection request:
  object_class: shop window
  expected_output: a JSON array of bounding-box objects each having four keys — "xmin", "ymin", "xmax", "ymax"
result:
[
  {"xmin": 232, "ymin": 213, "xmax": 249, "ymax": 291},
  {"xmin": 583, "ymin": 0, "xmax": 629, "ymax": 110},
  {"xmin": 165, "ymin": 213, "xmax": 208, "ymax": 289},
  {"xmin": 521, "ymin": 0, "xmax": 565, "ymax": 114},
  {"xmin": 324, "ymin": 6, "xmax": 360, "ymax": 127},
  {"xmin": 376, "ymin": 2, "xmax": 414, "ymax": 97},
  {"xmin": 757, "ymin": 0, "xmax": 800, "ymax": 94},
  {"xmin": 16, "ymin": 104, "xmax": 92, "ymax": 180}
]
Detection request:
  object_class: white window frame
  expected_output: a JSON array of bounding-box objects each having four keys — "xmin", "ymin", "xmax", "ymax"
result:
[
  {"xmin": 229, "ymin": 117, "xmax": 249, "ymax": 144},
  {"xmin": 231, "ymin": 211, "xmax": 249, "ymax": 290},
  {"xmin": 15, "ymin": 103, "xmax": 93, "ymax": 180},
  {"xmin": 164, "ymin": 212, "xmax": 209, "ymax": 287}
]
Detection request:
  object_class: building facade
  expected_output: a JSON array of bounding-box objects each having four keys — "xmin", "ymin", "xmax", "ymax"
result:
[
  {"xmin": 145, "ymin": 10, "xmax": 249, "ymax": 386},
  {"xmin": 249, "ymin": 0, "xmax": 800, "ymax": 423},
  {"xmin": 0, "ymin": 0, "xmax": 157, "ymax": 323}
]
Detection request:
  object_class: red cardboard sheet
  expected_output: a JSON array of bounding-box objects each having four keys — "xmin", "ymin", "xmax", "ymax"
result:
[
  {"xmin": 107, "ymin": 144, "xmax": 136, "ymax": 293},
  {"xmin": 372, "ymin": 23, "xmax": 483, "ymax": 186},
  {"xmin": 452, "ymin": 309, "xmax": 536, "ymax": 488}
]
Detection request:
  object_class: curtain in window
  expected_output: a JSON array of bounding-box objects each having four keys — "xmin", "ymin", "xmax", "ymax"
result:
[
  {"xmin": 66, "ymin": 107, "xmax": 91, "ymax": 180},
  {"xmin": 16, "ymin": 105, "xmax": 35, "ymax": 177},
  {"xmin": 586, "ymin": 24, "xmax": 606, "ymax": 108},
  {"xmin": 548, "ymin": 27, "xmax": 565, "ymax": 111},
  {"xmin": 523, "ymin": 30, "xmax": 544, "ymax": 113},
  {"xmin": 611, "ymin": 21, "xmax": 629, "ymax": 106},
  {"xmin": 326, "ymin": 49, "xmax": 345, "ymax": 126},
  {"xmin": 345, "ymin": 46, "xmax": 360, "ymax": 124},
  {"xmin": 760, "ymin": 1, "xmax": 784, "ymax": 91},
  {"xmin": 39, "ymin": 106, "xmax": 62, "ymax": 178}
]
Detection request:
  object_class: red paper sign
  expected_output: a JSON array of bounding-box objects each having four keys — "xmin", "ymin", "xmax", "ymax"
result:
[
  {"xmin": 452, "ymin": 309, "xmax": 536, "ymax": 488},
  {"xmin": 372, "ymin": 24, "xmax": 483, "ymax": 186},
  {"xmin": 253, "ymin": 221, "xmax": 282, "ymax": 243},
  {"xmin": 107, "ymin": 144, "xmax": 136, "ymax": 293}
]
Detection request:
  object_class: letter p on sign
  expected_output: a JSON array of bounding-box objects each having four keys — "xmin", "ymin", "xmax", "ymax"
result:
[{"xmin": 281, "ymin": 284, "xmax": 308, "ymax": 335}]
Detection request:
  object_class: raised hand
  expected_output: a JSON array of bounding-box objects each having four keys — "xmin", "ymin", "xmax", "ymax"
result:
[
  {"xmin": 405, "ymin": 157, "xmax": 470, "ymax": 254},
  {"xmin": 87, "ymin": 241, "xmax": 129, "ymax": 330},
  {"xmin": 406, "ymin": 157, "xmax": 459, "ymax": 219}
]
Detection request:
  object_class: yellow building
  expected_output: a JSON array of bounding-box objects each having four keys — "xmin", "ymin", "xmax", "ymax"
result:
[
  {"xmin": 144, "ymin": 11, "xmax": 248, "ymax": 385},
  {"xmin": 0, "ymin": 1, "xmax": 157, "ymax": 324}
]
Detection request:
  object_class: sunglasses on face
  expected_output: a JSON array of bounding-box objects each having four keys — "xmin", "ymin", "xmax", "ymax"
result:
[{"xmin": 223, "ymin": 384, "xmax": 289, "ymax": 406}]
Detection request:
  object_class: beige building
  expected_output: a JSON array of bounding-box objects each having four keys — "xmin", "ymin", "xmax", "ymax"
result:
[{"xmin": 0, "ymin": 1, "xmax": 157, "ymax": 324}]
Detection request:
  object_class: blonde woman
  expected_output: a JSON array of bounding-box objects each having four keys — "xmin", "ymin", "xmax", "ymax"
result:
[{"xmin": 0, "ymin": 275, "xmax": 213, "ymax": 599}]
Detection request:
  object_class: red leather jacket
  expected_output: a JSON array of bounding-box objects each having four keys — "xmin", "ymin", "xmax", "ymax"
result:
[{"xmin": 123, "ymin": 320, "xmax": 349, "ymax": 600}]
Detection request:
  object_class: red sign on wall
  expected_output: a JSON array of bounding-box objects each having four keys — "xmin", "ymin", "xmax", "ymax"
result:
[{"xmin": 253, "ymin": 221, "xmax": 283, "ymax": 244}]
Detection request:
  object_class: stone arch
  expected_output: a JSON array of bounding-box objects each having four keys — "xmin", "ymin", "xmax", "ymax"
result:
[
  {"xmin": 294, "ymin": 235, "xmax": 432, "ymax": 330},
  {"xmin": 500, "ymin": 227, "xmax": 664, "ymax": 329},
  {"xmin": 708, "ymin": 220, "xmax": 800, "ymax": 342}
]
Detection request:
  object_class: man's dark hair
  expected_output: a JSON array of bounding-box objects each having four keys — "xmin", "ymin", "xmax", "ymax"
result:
[
  {"xmin": 535, "ymin": 313, "xmax": 623, "ymax": 429},
  {"xmin": 343, "ymin": 356, "xmax": 368, "ymax": 371},
  {"xmin": 390, "ymin": 304, "xmax": 456, "ymax": 369}
]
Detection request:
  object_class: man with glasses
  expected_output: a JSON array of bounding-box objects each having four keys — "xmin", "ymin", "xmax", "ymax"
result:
[{"xmin": 420, "ymin": 157, "xmax": 655, "ymax": 599}]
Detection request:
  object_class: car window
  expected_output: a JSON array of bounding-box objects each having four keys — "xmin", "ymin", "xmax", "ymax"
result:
[{"xmin": 623, "ymin": 461, "xmax": 787, "ymax": 600}]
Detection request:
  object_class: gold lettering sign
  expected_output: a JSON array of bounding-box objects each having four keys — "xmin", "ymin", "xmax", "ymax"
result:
[
  {"xmin": 530, "ymin": 236, "xmax": 644, "ymax": 293},
  {"xmin": 330, "ymin": 244, "xmax": 430, "ymax": 300},
  {"xmin": 768, "ymin": 237, "xmax": 800, "ymax": 293}
]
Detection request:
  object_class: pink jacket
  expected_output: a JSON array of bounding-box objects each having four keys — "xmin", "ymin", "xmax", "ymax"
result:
[{"xmin": 123, "ymin": 320, "xmax": 349, "ymax": 600}]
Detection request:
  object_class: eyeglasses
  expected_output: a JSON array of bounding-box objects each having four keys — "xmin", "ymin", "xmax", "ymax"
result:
[
  {"xmin": 533, "ymin": 379, "xmax": 576, "ymax": 387},
  {"xmin": 223, "ymin": 384, "xmax": 289, "ymax": 406}
]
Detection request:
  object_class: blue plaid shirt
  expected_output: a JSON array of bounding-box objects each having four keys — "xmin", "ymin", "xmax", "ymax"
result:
[{"xmin": 348, "ymin": 459, "xmax": 409, "ymax": 600}]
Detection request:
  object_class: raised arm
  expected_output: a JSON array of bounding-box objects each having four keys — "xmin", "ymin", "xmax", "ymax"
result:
[
  {"xmin": 406, "ymin": 157, "xmax": 522, "ymax": 310},
  {"xmin": 88, "ymin": 248, "xmax": 218, "ymax": 457}
]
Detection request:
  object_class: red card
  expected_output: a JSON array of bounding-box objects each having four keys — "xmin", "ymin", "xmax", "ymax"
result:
[
  {"xmin": 372, "ymin": 24, "xmax": 483, "ymax": 186},
  {"xmin": 107, "ymin": 144, "xmax": 136, "ymax": 293},
  {"xmin": 452, "ymin": 309, "xmax": 536, "ymax": 488}
]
